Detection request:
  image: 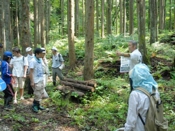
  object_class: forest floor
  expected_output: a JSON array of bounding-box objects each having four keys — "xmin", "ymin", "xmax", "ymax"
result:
[{"xmin": 0, "ymin": 55, "xmax": 174, "ymax": 131}]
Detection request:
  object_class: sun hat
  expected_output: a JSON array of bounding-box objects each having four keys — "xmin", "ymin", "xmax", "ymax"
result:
[
  {"xmin": 51, "ymin": 47, "xmax": 58, "ymax": 51},
  {"xmin": 26, "ymin": 47, "xmax": 32, "ymax": 52},
  {"xmin": 41, "ymin": 48, "xmax": 46, "ymax": 53}
]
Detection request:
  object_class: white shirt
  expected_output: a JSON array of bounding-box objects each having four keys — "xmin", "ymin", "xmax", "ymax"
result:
[
  {"xmin": 124, "ymin": 91, "xmax": 150, "ymax": 131},
  {"xmin": 30, "ymin": 57, "xmax": 43, "ymax": 83},
  {"xmin": 10, "ymin": 56, "xmax": 28, "ymax": 77},
  {"xmin": 26, "ymin": 54, "xmax": 34, "ymax": 62},
  {"xmin": 129, "ymin": 49, "xmax": 142, "ymax": 70}
]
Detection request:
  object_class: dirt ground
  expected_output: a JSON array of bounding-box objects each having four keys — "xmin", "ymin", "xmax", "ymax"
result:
[{"xmin": 0, "ymin": 95, "xmax": 79, "ymax": 131}]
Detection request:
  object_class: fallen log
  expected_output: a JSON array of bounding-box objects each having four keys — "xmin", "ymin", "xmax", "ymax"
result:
[
  {"xmin": 61, "ymin": 81, "xmax": 95, "ymax": 92},
  {"xmin": 63, "ymin": 78, "xmax": 97, "ymax": 87},
  {"xmin": 57, "ymin": 85, "xmax": 85, "ymax": 97}
]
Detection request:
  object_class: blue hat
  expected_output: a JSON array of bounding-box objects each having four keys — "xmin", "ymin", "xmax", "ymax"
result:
[{"xmin": 4, "ymin": 51, "xmax": 13, "ymax": 58}]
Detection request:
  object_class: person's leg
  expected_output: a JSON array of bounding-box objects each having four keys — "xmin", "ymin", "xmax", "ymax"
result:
[
  {"xmin": 57, "ymin": 68, "xmax": 64, "ymax": 80},
  {"xmin": 13, "ymin": 77, "xmax": 18, "ymax": 104},
  {"xmin": 19, "ymin": 77, "xmax": 25, "ymax": 100},
  {"xmin": 52, "ymin": 68, "xmax": 57, "ymax": 86}
]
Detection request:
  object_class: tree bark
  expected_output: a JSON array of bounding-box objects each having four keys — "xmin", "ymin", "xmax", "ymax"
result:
[
  {"xmin": 129, "ymin": 0, "xmax": 134, "ymax": 35},
  {"xmin": 61, "ymin": 81, "xmax": 95, "ymax": 92},
  {"xmin": 68, "ymin": 0, "xmax": 76, "ymax": 68},
  {"xmin": 107, "ymin": 0, "xmax": 112, "ymax": 35},
  {"xmin": 101, "ymin": 0, "xmax": 104, "ymax": 38},
  {"xmin": 61, "ymin": 0, "xmax": 64, "ymax": 35},
  {"xmin": 83, "ymin": 0, "xmax": 94, "ymax": 80},
  {"xmin": 75, "ymin": 0, "xmax": 79, "ymax": 37}
]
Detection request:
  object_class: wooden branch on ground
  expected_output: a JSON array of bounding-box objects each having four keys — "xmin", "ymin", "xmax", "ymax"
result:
[
  {"xmin": 60, "ymin": 80, "xmax": 95, "ymax": 92},
  {"xmin": 63, "ymin": 78, "xmax": 97, "ymax": 87}
]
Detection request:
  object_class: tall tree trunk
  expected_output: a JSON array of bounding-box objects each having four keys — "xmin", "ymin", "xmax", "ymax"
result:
[
  {"xmin": 115, "ymin": 0, "xmax": 119, "ymax": 34},
  {"xmin": 96, "ymin": 0, "xmax": 99, "ymax": 36},
  {"xmin": 81, "ymin": 0, "xmax": 85, "ymax": 36},
  {"xmin": 137, "ymin": 0, "xmax": 148, "ymax": 64},
  {"xmin": 169, "ymin": 0, "xmax": 172, "ymax": 30},
  {"xmin": 21, "ymin": 0, "xmax": 31, "ymax": 54},
  {"xmin": 150, "ymin": 0, "xmax": 157, "ymax": 44},
  {"xmin": 107, "ymin": 0, "xmax": 112, "ymax": 35},
  {"xmin": 174, "ymin": 0, "xmax": 175, "ymax": 29},
  {"xmin": 34, "ymin": 0, "xmax": 39, "ymax": 47},
  {"xmin": 45, "ymin": 0, "xmax": 50, "ymax": 45},
  {"xmin": 119, "ymin": 0, "xmax": 123, "ymax": 34},
  {"xmin": 38, "ymin": 0, "xmax": 42, "ymax": 45},
  {"xmin": 0, "ymin": 0, "xmax": 4, "ymax": 46},
  {"xmin": 83, "ymin": 0, "xmax": 94, "ymax": 80},
  {"xmin": 61, "ymin": 0, "xmax": 64, "ymax": 35},
  {"xmin": 159, "ymin": 0, "xmax": 165, "ymax": 32},
  {"xmin": 4, "ymin": 0, "xmax": 12, "ymax": 50},
  {"xmin": 129, "ymin": 0, "xmax": 134, "ymax": 35},
  {"xmin": 16, "ymin": 0, "xmax": 20, "ymax": 46},
  {"xmin": 123, "ymin": 0, "xmax": 126, "ymax": 35},
  {"xmin": 41, "ymin": 0, "xmax": 45, "ymax": 47},
  {"xmin": 75, "ymin": 0, "xmax": 79, "ymax": 37},
  {"xmin": 101, "ymin": 0, "xmax": 104, "ymax": 38},
  {"xmin": 68, "ymin": 0, "xmax": 76, "ymax": 68}
]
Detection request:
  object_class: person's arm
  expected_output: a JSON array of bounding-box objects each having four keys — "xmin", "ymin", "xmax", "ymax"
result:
[
  {"xmin": 116, "ymin": 51, "xmax": 130, "ymax": 57},
  {"xmin": 124, "ymin": 91, "xmax": 138, "ymax": 131},
  {"xmin": 29, "ymin": 68, "xmax": 34, "ymax": 87}
]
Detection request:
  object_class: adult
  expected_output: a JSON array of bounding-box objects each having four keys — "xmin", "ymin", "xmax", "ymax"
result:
[
  {"xmin": 1, "ymin": 51, "xmax": 14, "ymax": 110},
  {"xmin": 25, "ymin": 47, "xmax": 34, "ymax": 95},
  {"xmin": 29, "ymin": 48, "xmax": 48, "ymax": 113},
  {"xmin": 116, "ymin": 40, "xmax": 142, "ymax": 91},
  {"xmin": 51, "ymin": 47, "xmax": 64, "ymax": 86},
  {"xmin": 124, "ymin": 63, "xmax": 160, "ymax": 131},
  {"xmin": 10, "ymin": 47, "xmax": 28, "ymax": 104}
]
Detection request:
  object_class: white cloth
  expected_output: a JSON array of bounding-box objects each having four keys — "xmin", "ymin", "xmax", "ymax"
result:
[
  {"xmin": 26, "ymin": 54, "xmax": 34, "ymax": 62},
  {"xmin": 129, "ymin": 49, "xmax": 142, "ymax": 70},
  {"xmin": 29, "ymin": 58, "xmax": 44, "ymax": 83},
  {"xmin": 124, "ymin": 90, "xmax": 150, "ymax": 131},
  {"xmin": 52, "ymin": 53, "xmax": 64, "ymax": 68},
  {"xmin": 10, "ymin": 56, "xmax": 28, "ymax": 77}
]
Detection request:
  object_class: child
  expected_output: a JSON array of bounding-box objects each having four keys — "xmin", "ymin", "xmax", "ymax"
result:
[{"xmin": 1, "ymin": 51, "xmax": 14, "ymax": 110}]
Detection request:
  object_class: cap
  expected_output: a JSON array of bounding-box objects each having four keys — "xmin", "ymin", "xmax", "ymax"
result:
[
  {"xmin": 0, "ymin": 43, "xmax": 3, "ymax": 48},
  {"xmin": 4, "ymin": 51, "xmax": 13, "ymax": 58},
  {"xmin": 34, "ymin": 48, "xmax": 44, "ymax": 54},
  {"xmin": 51, "ymin": 47, "xmax": 57, "ymax": 51},
  {"xmin": 41, "ymin": 48, "xmax": 46, "ymax": 53},
  {"xmin": 26, "ymin": 47, "xmax": 32, "ymax": 52}
]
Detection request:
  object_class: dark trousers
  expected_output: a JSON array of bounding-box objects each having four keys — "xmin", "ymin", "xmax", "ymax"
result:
[
  {"xmin": 3, "ymin": 84, "xmax": 14, "ymax": 104},
  {"xmin": 25, "ymin": 76, "xmax": 34, "ymax": 95}
]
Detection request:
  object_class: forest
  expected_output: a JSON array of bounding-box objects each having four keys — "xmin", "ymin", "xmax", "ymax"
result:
[{"xmin": 0, "ymin": 0, "xmax": 175, "ymax": 131}]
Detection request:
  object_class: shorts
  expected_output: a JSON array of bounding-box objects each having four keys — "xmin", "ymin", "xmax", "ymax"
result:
[{"xmin": 13, "ymin": 77, "xmax": 25, "ymax": 89}]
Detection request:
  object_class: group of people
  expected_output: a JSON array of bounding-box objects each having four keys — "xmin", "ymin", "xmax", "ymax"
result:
[
  {"xmin": 0, "ymin": 45, "xmax": 65, "ymax": 113},
  {"xmin": 116, "ymin": 40, "xmax": 161, "ymax": 131}
]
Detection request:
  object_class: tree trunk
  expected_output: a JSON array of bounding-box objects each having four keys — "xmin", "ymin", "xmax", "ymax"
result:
[
  {"xmin": 101, "ymin": 0, "xmax": 104, "ymax": 38},
  {"xmin": 0, "ymin": 0, "xmax": 4, "ymax": 47},
  {"xmin": 150, "ymin": 0, "xmax": 158, "ymax": 44},
  {"xmin": 61, "ymin": 81, "xmax": 95, "ymax": 92},
  {"xmin": 20, "ymin": 0, "xmax": 31, "ymax": 54},
  {"xmin": 4, "ymin": 0, "xmax": 12, "ymax": 50},
  {"xmin": 119, "ymin": 0, "xmax": 123, "ymax": 34},
  {"xmin": 61, "ymin": 0, "xmax": 64, "ymax": 35},
  {"xmin": 107, "ymin": 0, "xmax": 112, "ymax": 35},
  {"xmin": 16, "ymin": 0, "xmax": 20, "ymax": 46},
  {"xmin": 34, "ymin": 0, "xmax": 39, "ymax": 47},
  {"xmin": 45, "ymin": 0, "xmax": 50, "ymax": 45},
  {"xmin": 96, "ymin": 0, "xmax": 99, "ymax": 36},
  {"xmin": 137, "ymin": 0, "xmax": 148, "ymax": 64},
  {"xmin": 38, "ymin": 0, "xmax": 42, "ymax": 45},
  {"xmin": 159, "ymin": 0, "xmax": 165, "ymax": 32},
  {"xmin": 68, "ymin": 0, "xmax": 76, "ymax": 68},
  {"xmin": 115, "ymin": 0, "xmax": 119, "ymax": 34},
  {"xmin": 75, "ymin": 0, "xmax": 79, "ymax": 37},
  {"xmin": 41, "ymin": 0, "xmax": 45, "ymax": 47},
  {"xmin": 129, "ymin": 0, "xmax": 134, "ymax": 35},
  {"xmin": 83, "ymin": 0, "xmax": 94, "ymax": 80}
]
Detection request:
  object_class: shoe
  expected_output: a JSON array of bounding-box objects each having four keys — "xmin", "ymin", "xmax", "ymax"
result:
[
  {"xmin": 20, "ymin": 97, "xmax": 24, "ymax": 100},
  {"xmin": 38, "ymin": 105, "xmax": 45, "ymax": 110},
  {"xmin": 13, "ymin": 99, "xmax": 17, "ymax": 104},
  {"xmin": 4, "ymin": 105, "xmax": 14, "ymax": 111},
  {"xmin": 32, "ymin": 105, "xmax": 39, "ymax": 113}
]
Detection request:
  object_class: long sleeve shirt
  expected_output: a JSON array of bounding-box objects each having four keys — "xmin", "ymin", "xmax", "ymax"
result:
[{"xmin": 1, "ymin": 61, "xmax": 12, "ymax": 84}]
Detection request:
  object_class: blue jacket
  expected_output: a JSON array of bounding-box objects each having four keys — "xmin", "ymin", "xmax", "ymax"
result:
[{"xmin": 1, "ymin": 60, "xmax": 12, "ymax": 84}]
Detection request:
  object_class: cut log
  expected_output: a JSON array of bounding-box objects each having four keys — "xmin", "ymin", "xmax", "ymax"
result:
[
  {"xmin": 61, "ymin": 81, "xmax": 95, "ymax": 92},
  {"xmin": 63, "ymin": 78, "xmax": 97, "ymax": 87}
]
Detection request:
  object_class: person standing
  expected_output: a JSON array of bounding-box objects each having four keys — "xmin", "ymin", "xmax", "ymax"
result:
[
  {"xmin": 116, "ymin": 40, "xmax": 142, "ymax": 91},
  {"xmin": 51, "ymin": 47, "xmax": 64, "ymax": 86},
  {"xmin": 1, "ymin": 51, "xmax": 15, "ymax": 110},
  {"xmin": 25, "ymin": 47, "xmax": 34, "ymax": 95},
  {"xmin": 10, "ymin": 47, "xmax": 28, "ymax": 104},
  {"xmin": 29, "ymin": 48, "xmax": 48, "ymax": 113}
]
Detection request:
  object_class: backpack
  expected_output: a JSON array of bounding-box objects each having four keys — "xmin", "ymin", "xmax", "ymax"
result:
[{"xmin": 136, "ymin": 87, "xmax": 168, "ymax": 131}]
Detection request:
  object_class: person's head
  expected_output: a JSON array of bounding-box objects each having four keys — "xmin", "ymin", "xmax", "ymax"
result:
[
  {"xmin": 34, "ymin": 48, "xmax": 45, "ymax": 58},
  {"xmin": 3, "ymin": 51, "xmax": 13, "ymax": 63},
  {"xmin": 129, "ymin": 63, "xmax": 158, "ymax": 93},
  {"xmin": 51, "ymin": 47, "xmax": 57, "ymax": 55},
  {"xmin": 12, "ymin": 47, "xmax": 21, "ymax": 56},
  {"xmin": 128, "ymin": 40, "xmax": 137, "ymax": 53},
  {"xmin": 0, "ymin": 43, "xmax": 3, "ymax": 51},
  {"xmin": 41, "ymin": 47, "xmax": 46, "ymax": 58},
  {"xmin": 26, "ymin": 47, "xmax": 33, "ymax": 55}
]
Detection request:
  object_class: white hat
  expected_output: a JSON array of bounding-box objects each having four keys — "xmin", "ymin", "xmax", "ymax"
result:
[
  {"xmin": 26, "ymin": 47, "xmax": 32, "ymax": 52},
  {"xmin": 51, "ymin": 47, "xmax": 57, "ymax": 51}
]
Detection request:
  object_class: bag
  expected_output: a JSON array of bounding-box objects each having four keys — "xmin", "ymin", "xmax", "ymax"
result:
[{"xmin": 136, "ymin": 87, "xmax": 168, "ymax": 131}]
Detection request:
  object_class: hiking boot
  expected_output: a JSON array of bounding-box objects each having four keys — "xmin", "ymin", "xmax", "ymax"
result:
[
  {"xmin": 32, "ymin": 105, "xmax": 39, "ymax": 113},
  {"xmin": 38, "ymin": 105, "xmax": 45, "ymax": 110},
  {"xmin": 53, "ymin": 81, "xmax": 56, "ymax": 86}
]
